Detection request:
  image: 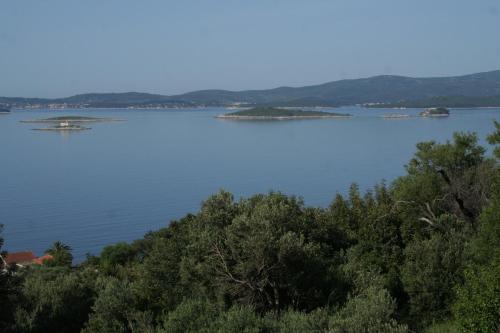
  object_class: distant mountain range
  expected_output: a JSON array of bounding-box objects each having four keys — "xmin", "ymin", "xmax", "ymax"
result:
[{"xmin": 2, "ymin": 70, "xmax": 500, "ymax": 109}]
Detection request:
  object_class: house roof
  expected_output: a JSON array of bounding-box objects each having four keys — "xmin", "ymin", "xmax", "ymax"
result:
[
  {"xmin": 32, "ymin": 254, "xmax": 54, "ymax": 265},
  {"xmin": 4, "ymin": 251, "xmax": 36, "ymax": 264}
]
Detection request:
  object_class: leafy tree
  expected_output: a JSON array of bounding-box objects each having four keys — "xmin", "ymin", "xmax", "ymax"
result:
[
  {"xmin": 453, "ymin": 263, "xmax": 499, "ymax": 333},
  {"xmin": 423, "ymin": 321, "xmax": 460, "ymax": 333},
  {"xmin": 0, "ymin": 268, "xmax": 18, "ymax": 332},
  {"xmin": 198, "ymin": 189, "xmax": 238, "ymax": 230},
  {"xmin": 82, "ymin": 276, "xmax": 139, "ymax": 333},
  {"xmin": 487, "ymin": 120, "xmax": 500, "ymax": 159},
  {"xmin": 467, "ymin": 175, "xmax": 500, "ymax": 266},
  {"xmin": 159, "ymin": 298, "xmax": 219, "ymax": 333},
  {"xmin": 328, "ymin": 192, "xmax": 356, "ymax": 242},
  {"xmin": 45, "ymin": 241, "xmax": 73, "ymax": 267},
  {"xmin": 211, "ymin": 305, "xmax": 269, "ymax": 333},
  {"xmin": 13, "ymin": 267, "xmax": 94, "ymax": 333},
  {"xmin": 276, "ymin": 308, "xmax": 330, "ymax": 333},
  {"xmin": 453, "ymin": 169, "xmax": 500, "ymax": 332},
  {"xmin": 125, "ymin": 311, "xmax": 156, "ymax": 333},
  {"xmin": 209, "ymin": 192, "xmax": 338, "ymax": 312},
  {"xmin": 394, "ymin": 132, "xmax": 493, "ymax": 238},
  {"xmin": 328, "ymin": 285, "xmax": 408, "ymax": 333},
  {"xmin": 341, "ymin": 184, "xmax": 405, "ymax": 303},
  {"xmin": 134, "ymin": 218, "xmax": 191, "ymax": 315},
  {"xmin": 178, "ymin": 191, "xmax": 240, "ymax": 302},
  {"xmin": 401, "ymin": 220, "xmax": 466, "ymax": 328},
  {"xmin": 99, "ymin": 242, "xmax": 137, "ymax": 275},
  {"xmin": 0, "ymin": 225, "xmax": 21, "ymax": 332}
]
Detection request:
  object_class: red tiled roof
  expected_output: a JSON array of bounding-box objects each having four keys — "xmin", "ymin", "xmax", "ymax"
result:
[
  {"xmin": 32, "ymin": 254, "xmax": 54, "ymax": 265},
  {"xmin": 4, "ymin": 251, "xmax": 36, "ymax": 265}
]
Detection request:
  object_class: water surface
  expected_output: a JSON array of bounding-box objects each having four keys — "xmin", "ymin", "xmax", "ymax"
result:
[{"xmin": 0, "ymin": 107, "xmax": 498, "ymax": 260}]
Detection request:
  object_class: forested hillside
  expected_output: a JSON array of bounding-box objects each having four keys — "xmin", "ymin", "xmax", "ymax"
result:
[
  {"xmin": 2, "ymin": 70, "xmax": 500, "ymax": 108},
  {"xmin": 1, "ymin": 122, "xmax": 499, "ymax": 333},
  {"xmin": 172, "ymin": 70, "xmax": 500, "ymax": 106},
  {"xmin": 366, "ymin": 94, "xmax": 500, "ymax": 108}
]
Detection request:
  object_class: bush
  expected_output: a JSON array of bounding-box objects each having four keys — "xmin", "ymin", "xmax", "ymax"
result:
[
  {"xmin": 82, "ymin": 277, "xmax": 137, "ymax": 333},
  {"xmin": 402, "ymin": 225, "xmax": 466, "ymax": 327},
  {"xmin": 99, "ymin": 242, "xmax": 137, "ymax": 274},
  {"xmin": 453, "ymin": 262, "xmax": 500, "ymax": 333},
  {"xmin": 277, "ymin": 308, "xmax": 330, "ymax": 333},
  {"xmin": 328, "ymin": 286, "xmax": 408, "ymax": 333},
  {"xmin": 212, "ymin": 305, "xmax": 268, "ymax": 333},
  {"xmin": 423, "ymin": 320, "xmax": 459, "ymax": 333},
  {"xmin": 160, "ymin": 298, "xmax": 219, "ymax": 333},
  {"xmin": 14, "ymin": 267, "xmax": 93, "ymax": 333}
]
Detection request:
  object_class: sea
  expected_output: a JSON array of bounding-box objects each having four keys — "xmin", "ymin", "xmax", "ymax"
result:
[{"xmin": 0, "ymin": 107, "xmax": 498, "ymax": 261}]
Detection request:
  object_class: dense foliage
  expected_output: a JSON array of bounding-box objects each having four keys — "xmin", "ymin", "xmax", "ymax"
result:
[
  {"xmin": 1, "ymin": 124, "xmax": 499, "ymax": 332},
  {"xmin": 224, "ymin": 107, "xmax": 349, "ymax": 117}
]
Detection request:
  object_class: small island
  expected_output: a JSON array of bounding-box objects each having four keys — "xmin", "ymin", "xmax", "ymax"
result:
[
  {"xmin": 32, "ymin": 121, "xmax": 91, "ymax": 131},
  {"xmin": 22, "ymin": 116, "xmax": 123, "ymax": 131},
  {"xmin": 381, "ymin": 113, "xmax": 411, "ymax": 119},
  {"xmin": 215, "ymin": 107, "xmax": 352, "ymax": 120},
  {"xmin": 21, "ymin": 115, "xmax": 123, "ymax": 123},
  {"xmin": 420, "ymin": 107, "xmax": 450, "ymax": 117}
]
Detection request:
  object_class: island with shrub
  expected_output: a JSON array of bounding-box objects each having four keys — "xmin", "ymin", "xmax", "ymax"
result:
[
  {"xmin": 419, "ymin": 107, "xmax": 450, "ymax": 117},
  {"xmin": 21, "ymin": 116, "xmax": 124, "ymax": 131},
  {"xmin": 216, "ymin": 107, "xmax": 352, "ymax": 120}
]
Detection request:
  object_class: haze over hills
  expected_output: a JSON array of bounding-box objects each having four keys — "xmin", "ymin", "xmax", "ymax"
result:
[{"xmin": 2, "ymin": 70, "xmax": 500, "ymax": 108}]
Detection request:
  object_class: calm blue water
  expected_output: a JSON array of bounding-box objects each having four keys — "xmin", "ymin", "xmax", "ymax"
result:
[{"xmin": 0, "ymin": 107, "xmax": 498, "ymax": 260}]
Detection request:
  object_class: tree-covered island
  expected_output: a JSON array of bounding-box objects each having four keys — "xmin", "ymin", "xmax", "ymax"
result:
[
  {"xmin": 420, "ymin": 107, "xmax": 450, "ymax": 117},
  {"xmin": 216, "ymin": 107, "xmax": 352, "ymax": 120}
]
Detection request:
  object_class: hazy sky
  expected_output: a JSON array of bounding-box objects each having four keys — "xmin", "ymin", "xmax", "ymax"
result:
[{"xmin": 1, "ymin": 0, "xmax": 500, "ymax": 98}]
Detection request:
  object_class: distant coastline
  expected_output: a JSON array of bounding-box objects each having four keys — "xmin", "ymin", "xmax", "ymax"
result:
[{"xmin": 2, "ymin": 70, "xmax": 500, "ymax": 110}]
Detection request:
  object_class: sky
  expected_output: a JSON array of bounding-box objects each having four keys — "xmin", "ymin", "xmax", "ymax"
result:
[{"xmin": 1, "ymin": 0, "xmax": 500, "ymax": 98}]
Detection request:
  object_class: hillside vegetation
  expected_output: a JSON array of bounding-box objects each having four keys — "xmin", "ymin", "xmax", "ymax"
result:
[
  {"xmin": 220, "ymin": 107, "xmax": 350, "ymax": 118},
  {"xmin": 366, "ymin": 94, "xmax": 500, "ymax": 108},
  {"xmin": 2, "ymin": 70, "xmax": 500, "ymax": 108},
  {"xmin": 1, "ymin": 122, "xmax": 499, "ymax": 332}
]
